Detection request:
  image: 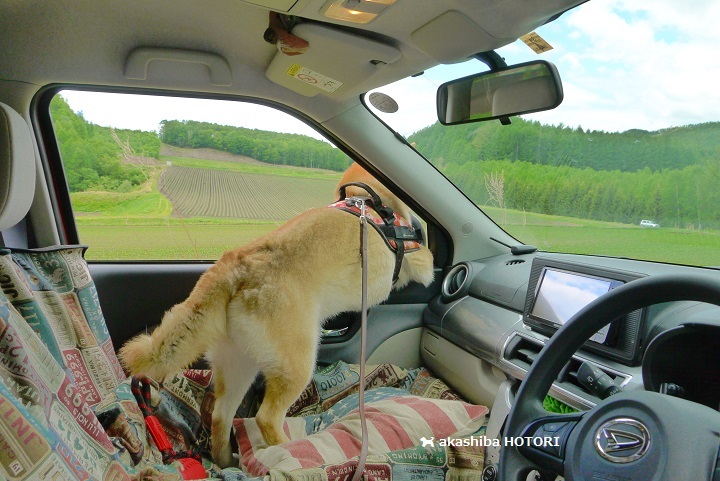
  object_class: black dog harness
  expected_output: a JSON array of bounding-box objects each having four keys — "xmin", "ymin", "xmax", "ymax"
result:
[{"xmin": 330, "ymin": 182, "xmax": 422, "ymax": 284}]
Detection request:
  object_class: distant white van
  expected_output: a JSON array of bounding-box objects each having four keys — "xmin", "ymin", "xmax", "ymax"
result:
[{"xmin": 640, "ymin": 220, "xmax": 660, "ymax": 228}]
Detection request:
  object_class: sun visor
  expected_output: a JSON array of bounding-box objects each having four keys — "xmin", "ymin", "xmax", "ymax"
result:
[
  {"xmin": 265, "ymin": 23, "xmax": 401, "ymax": 97},
  {"xmin": 412, "ymin": 11, "xmax": 497, "ymax": 64}
]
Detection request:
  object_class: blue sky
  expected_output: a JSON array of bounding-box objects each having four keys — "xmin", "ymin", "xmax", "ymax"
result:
[
  {"xmin": 371, "ymin": 0, "xmax": 720, "ymax": 136},
  {"xmin": 63, "ymin": 0, "xmax": 719, "ymax": 139}
]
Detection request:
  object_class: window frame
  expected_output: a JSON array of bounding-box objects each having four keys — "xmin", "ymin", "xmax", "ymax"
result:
[{"xmin": 32, "ymin": 85, "xmax": 450, "ymax": 265}]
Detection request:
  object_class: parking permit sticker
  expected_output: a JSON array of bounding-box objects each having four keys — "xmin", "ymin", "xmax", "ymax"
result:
[
  {"xmin": 520, "ymin": 31, "xmax": 554, "ymax": 54},
  {"xmin": 286, "ymin": 64, "xmax": 343, "ymax": 92}
]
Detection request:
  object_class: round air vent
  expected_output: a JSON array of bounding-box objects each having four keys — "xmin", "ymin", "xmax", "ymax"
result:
[{"xmin": 441, "ymin": 262, "xmax": 472, "ymax": 302}]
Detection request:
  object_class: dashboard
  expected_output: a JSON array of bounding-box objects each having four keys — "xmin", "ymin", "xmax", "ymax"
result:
[{"xmin": 424, "ymin": 251, "xmax": 720, "ymax": 410}]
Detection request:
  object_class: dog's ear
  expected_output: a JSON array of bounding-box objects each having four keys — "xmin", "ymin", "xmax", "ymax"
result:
[
  {"xmin": 394, "ymin": 246, "xmax": 434, "ymax": 289},
  {"xmin": 337, "ymin": 164, "xmax": 413, "ymax": 221}
]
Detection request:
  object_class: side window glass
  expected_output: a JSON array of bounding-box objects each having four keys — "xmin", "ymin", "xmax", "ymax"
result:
[{"xmin": 50, "ymin": 92, "xmax": 351, "ymax": 260}]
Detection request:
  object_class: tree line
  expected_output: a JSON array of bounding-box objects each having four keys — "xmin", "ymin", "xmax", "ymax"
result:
[
  {"xmin": 410, "ymin": 118, "xmax": 720, "ymax": 173},
  {"xmin": 51, "ymin": 96, "xmax": 159, "ymax": 192},
  {"xmin": 409, "ymin": 119, "xmax": 720, "ymax": 229},
  {"xmin": 159, "ymin": 120, "xmax": 350, "ymax": 172}
]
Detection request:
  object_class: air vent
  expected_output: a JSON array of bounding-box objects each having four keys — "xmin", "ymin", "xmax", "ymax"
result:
[
  {"xmin": 504, "ymin": 334, "xmax": 629, "ymax": 402},
  {"xmin": 506, "ymin": 259, "xmax": 526, "ymax": 266},
  {"xmin": 504, "ymin": 335, "xmax": 543, "ymax": 370},
  {"xmin": 441, "ymin": 262, "xmax": 472, "ymax": 302}
]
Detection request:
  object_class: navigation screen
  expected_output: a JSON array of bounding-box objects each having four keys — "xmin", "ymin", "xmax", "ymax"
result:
[{"xmin": 531, "ymin": 268, "xmax": 613, "ymax": 343}]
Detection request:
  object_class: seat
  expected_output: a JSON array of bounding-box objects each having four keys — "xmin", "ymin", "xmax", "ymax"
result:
[
  {"xmin": 0, "ymin": 103, "xmax": 490, "ymax": 481},
  {"xmin": 0, "ymin": 101, "xmax": 36, "ymax": 239}
]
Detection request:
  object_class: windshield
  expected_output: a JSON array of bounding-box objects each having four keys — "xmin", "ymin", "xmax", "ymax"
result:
[{"xmin": 366, "ymin": 1, "xmax": 720, "ymax": 268}]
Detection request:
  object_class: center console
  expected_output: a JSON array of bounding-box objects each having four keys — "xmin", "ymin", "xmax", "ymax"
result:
[{"xmin": 522, "ymin": 257, "xmax": 646, "ymax": 364}]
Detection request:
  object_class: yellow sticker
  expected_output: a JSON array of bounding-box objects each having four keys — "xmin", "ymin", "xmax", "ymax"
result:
[
  {"xmin": 287, "ymin": 65, "xmax": 343, "ymax": 93},
  {"xmin": 520, "ymin": 31, "xmax": 554, "ymax": 54},
  {"xmin": 286, "ymin": 63, "xmax": 302, "ymax": 77}
]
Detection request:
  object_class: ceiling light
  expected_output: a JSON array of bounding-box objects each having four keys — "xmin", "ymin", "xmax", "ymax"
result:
[{"xmin": 321, "ymin": 0, "xmax": 396, "ymax": 24}]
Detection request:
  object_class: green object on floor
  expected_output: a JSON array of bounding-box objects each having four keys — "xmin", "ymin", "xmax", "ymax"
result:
[{"xmin": 543, "ymin": 395, "xmax": 577, "ymax": 414}]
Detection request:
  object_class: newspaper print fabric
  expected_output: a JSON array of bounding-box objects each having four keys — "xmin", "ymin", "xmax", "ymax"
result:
[
  {"xmin": 0, "ymin": 247, "xmax": 124, "ymax": 408},
  {"xmin": 0, "ymin": 247, "xmax": 228, "ymax": 480},
  {"xmin": 0, "ymin": 272, "xmax": 135, "ymax": 480},
  {"xmin": 284, "ymin": 361, "xmax": 462, "ymax": 419}
]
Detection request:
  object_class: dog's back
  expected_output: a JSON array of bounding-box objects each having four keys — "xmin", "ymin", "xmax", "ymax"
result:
[{"xmin": 119, "ymin": 164, "xmax": 434, "ymax": 467}]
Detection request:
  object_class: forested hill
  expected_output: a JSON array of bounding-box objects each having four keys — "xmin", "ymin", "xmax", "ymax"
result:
[
  {"xmin": 159, "ymin": 120, "xmax": 350, "ymax": 172},
  {"xmin": 408, "ymin": 118, "xmax": 720, "ymax": 172},
  {"xmin": 51, "ymin": 96, "xmax": 351, "ymax": 193},
  {"xmin": 51, "ymin": 96, "xmax": 160, "ymax": 192}
]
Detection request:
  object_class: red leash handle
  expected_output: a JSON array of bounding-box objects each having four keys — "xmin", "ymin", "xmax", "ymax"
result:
[
  {"xmin": 131, "ymin": 376, "xmax": 207, "ymax": 480},
  {"xmin": 144, "ymin": 415, "xmax": 173, "ymax": 452}
]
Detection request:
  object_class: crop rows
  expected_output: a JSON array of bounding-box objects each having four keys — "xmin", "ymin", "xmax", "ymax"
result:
[{"xmin": 158, "ymin": 166, "xmax": 338, "ymax": 220}]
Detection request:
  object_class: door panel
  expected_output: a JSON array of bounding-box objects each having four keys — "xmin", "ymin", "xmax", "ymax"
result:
[
  {"xmin": 92, "ymin": 263, "xmax": 442, "ymax": 367},
  {"xmin": 90, "ymin": 263, "xmax": 210, "ymax": 349}
]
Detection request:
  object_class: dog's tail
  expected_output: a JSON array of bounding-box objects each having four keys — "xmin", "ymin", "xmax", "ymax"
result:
[{"xmin": 118, "ymin": 261, "xmax": 237, "ymax": 380}]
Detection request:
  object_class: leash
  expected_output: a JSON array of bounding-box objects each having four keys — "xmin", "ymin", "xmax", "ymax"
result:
[
  {"xmin": 351, "ymin": 199, "xmax": 369, "ymax": 481},
  {"xmin": 335, "ymin": 182, "xmax": 422, "ymax": 285},
  {"xmin": 131, "ymin": 375, "xmax": 207, "ymax": 480}
]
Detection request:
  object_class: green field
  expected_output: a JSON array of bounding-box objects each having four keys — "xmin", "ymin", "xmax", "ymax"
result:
[
  {"xmin": 482, "ymin": 206, "xmax": 720, "ymax": 266},
  {"xmin": 73, "ymin": 156, "xmax": 342, "ymax": 260},
  {"xmin": 79, "ymin": 223, "xmax": 281, "ymax": 260},
  {"xmin": 71, "ymin": 156, "xmax": 720, "ymax": 266},
  {"xmin": 163, "ymin": 155, "xmax": 342, "ymax": 180}
]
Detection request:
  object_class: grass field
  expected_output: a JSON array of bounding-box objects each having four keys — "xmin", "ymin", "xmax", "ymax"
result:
[
  {"xmin": 70, "ymin": 153, "xmax": 720, "ymax": 266},
  {"xmin": 79, "ymin": 223, "xmax": 281, "ymax": 260},
  {"xmin": 482, "ymin": 206, "xmax": 720, "ymax": 267},
  {"xmin": 164, "ymin": 155, "xmax": 341, "ymax": 180}
]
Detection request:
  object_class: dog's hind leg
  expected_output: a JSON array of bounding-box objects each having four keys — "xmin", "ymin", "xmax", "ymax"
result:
[
  {"xmin": 208, "ymin": 345, "xmax": 259, "ymax": 468},
  {"xmin": 255, "ymin": 330, "xmax": 317, "ymax": 446}
]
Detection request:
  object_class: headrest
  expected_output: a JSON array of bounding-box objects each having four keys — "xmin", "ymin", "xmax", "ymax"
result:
[{"xmin": 0, "ymin": 103, "xmax": 36, "ymax": 230}]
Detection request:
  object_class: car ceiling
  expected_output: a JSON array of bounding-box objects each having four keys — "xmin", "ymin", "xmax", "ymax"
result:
[{"xmin": 0, "ymin": 0, "xmax": 585, "ymax": 122}]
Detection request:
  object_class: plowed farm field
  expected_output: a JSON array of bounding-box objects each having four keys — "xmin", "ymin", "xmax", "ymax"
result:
[{"xmin": 158, "ymin": 166, "xmax": 338, "ymax": 220}]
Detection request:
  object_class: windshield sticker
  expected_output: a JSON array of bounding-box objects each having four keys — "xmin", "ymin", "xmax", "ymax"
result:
[
  {"xmin": 286, "ymin": 64, "xmax": 343, "ymax": 92},
  {"xmin": 520, "ymin": 32, "xmax": 553, "ymax": 54}
]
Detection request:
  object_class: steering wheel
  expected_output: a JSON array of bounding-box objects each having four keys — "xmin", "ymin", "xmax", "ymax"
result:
[{"xmin": 500, "ymin": 273, "xmax": 720, "ymax": 480}]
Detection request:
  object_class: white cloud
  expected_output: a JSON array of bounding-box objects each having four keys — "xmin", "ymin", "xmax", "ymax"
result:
[
  {"xmin": 531, "ymin": 0, "xmax": 720, "ymax": 132},
  {"xmin": 60, "ymin": 90, "xmax": 326, "ymax": 140}
]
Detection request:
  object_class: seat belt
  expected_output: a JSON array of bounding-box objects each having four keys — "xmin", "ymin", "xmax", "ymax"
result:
[{"xmin": 351, "ymin": 199, "xmax": 370, "ymax": 481}]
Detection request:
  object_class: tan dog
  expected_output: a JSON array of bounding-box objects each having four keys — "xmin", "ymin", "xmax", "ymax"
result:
[{"xmin": 118, "ymin": 163, "xmax": 434, "ymax": 468}]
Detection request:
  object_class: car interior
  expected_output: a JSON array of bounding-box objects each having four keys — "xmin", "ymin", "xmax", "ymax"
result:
[{"xmin": 1, "ymin": 1, "xmax": 720, "ymax": 480}]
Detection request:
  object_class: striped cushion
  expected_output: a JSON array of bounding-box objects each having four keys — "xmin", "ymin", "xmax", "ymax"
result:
[{"xmin": 234, "ymin": 390, "xmax": 488, "ymax": 476}]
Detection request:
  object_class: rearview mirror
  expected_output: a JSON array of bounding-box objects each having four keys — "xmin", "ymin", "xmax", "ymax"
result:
[{"xmin": 437, "ymin": 60, "xmax": 563, "ymax": 125}]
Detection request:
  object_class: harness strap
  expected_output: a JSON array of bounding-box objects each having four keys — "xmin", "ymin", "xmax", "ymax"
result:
[
  {"xmin": 338, "ymin": 182, "xmax": 395, "ymax": 224},
  {"xmin": 131, "ymin": 376, "xmax": 206, "ymax": 479},
  {"xmin": 392, "ymin": 236, "xmax": 405, "ymax": 285},
  {"xmin": 337, "ymin": 182, "xmax": 421, "ymax": 285}
]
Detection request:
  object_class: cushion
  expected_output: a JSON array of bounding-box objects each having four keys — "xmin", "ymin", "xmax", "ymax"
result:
[{"xmin": 235, "ymin": 387, "xmax": 488, "ymax": 476}]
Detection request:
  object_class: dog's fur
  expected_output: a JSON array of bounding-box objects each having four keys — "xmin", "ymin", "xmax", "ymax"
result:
[{"xmin": 118, "ymin": 164, "xmax": 434, "ymax": 468}]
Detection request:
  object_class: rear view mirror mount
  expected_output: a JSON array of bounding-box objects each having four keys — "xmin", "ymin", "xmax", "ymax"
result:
[{"xmin": 437, "ymin": 60, "xmax": 563, "ymax": 125}]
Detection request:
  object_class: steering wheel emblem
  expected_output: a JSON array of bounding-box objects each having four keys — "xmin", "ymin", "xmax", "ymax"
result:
[{"xmin": 595, "ymin": 418, "xmax": 650, "ymax": 463}]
